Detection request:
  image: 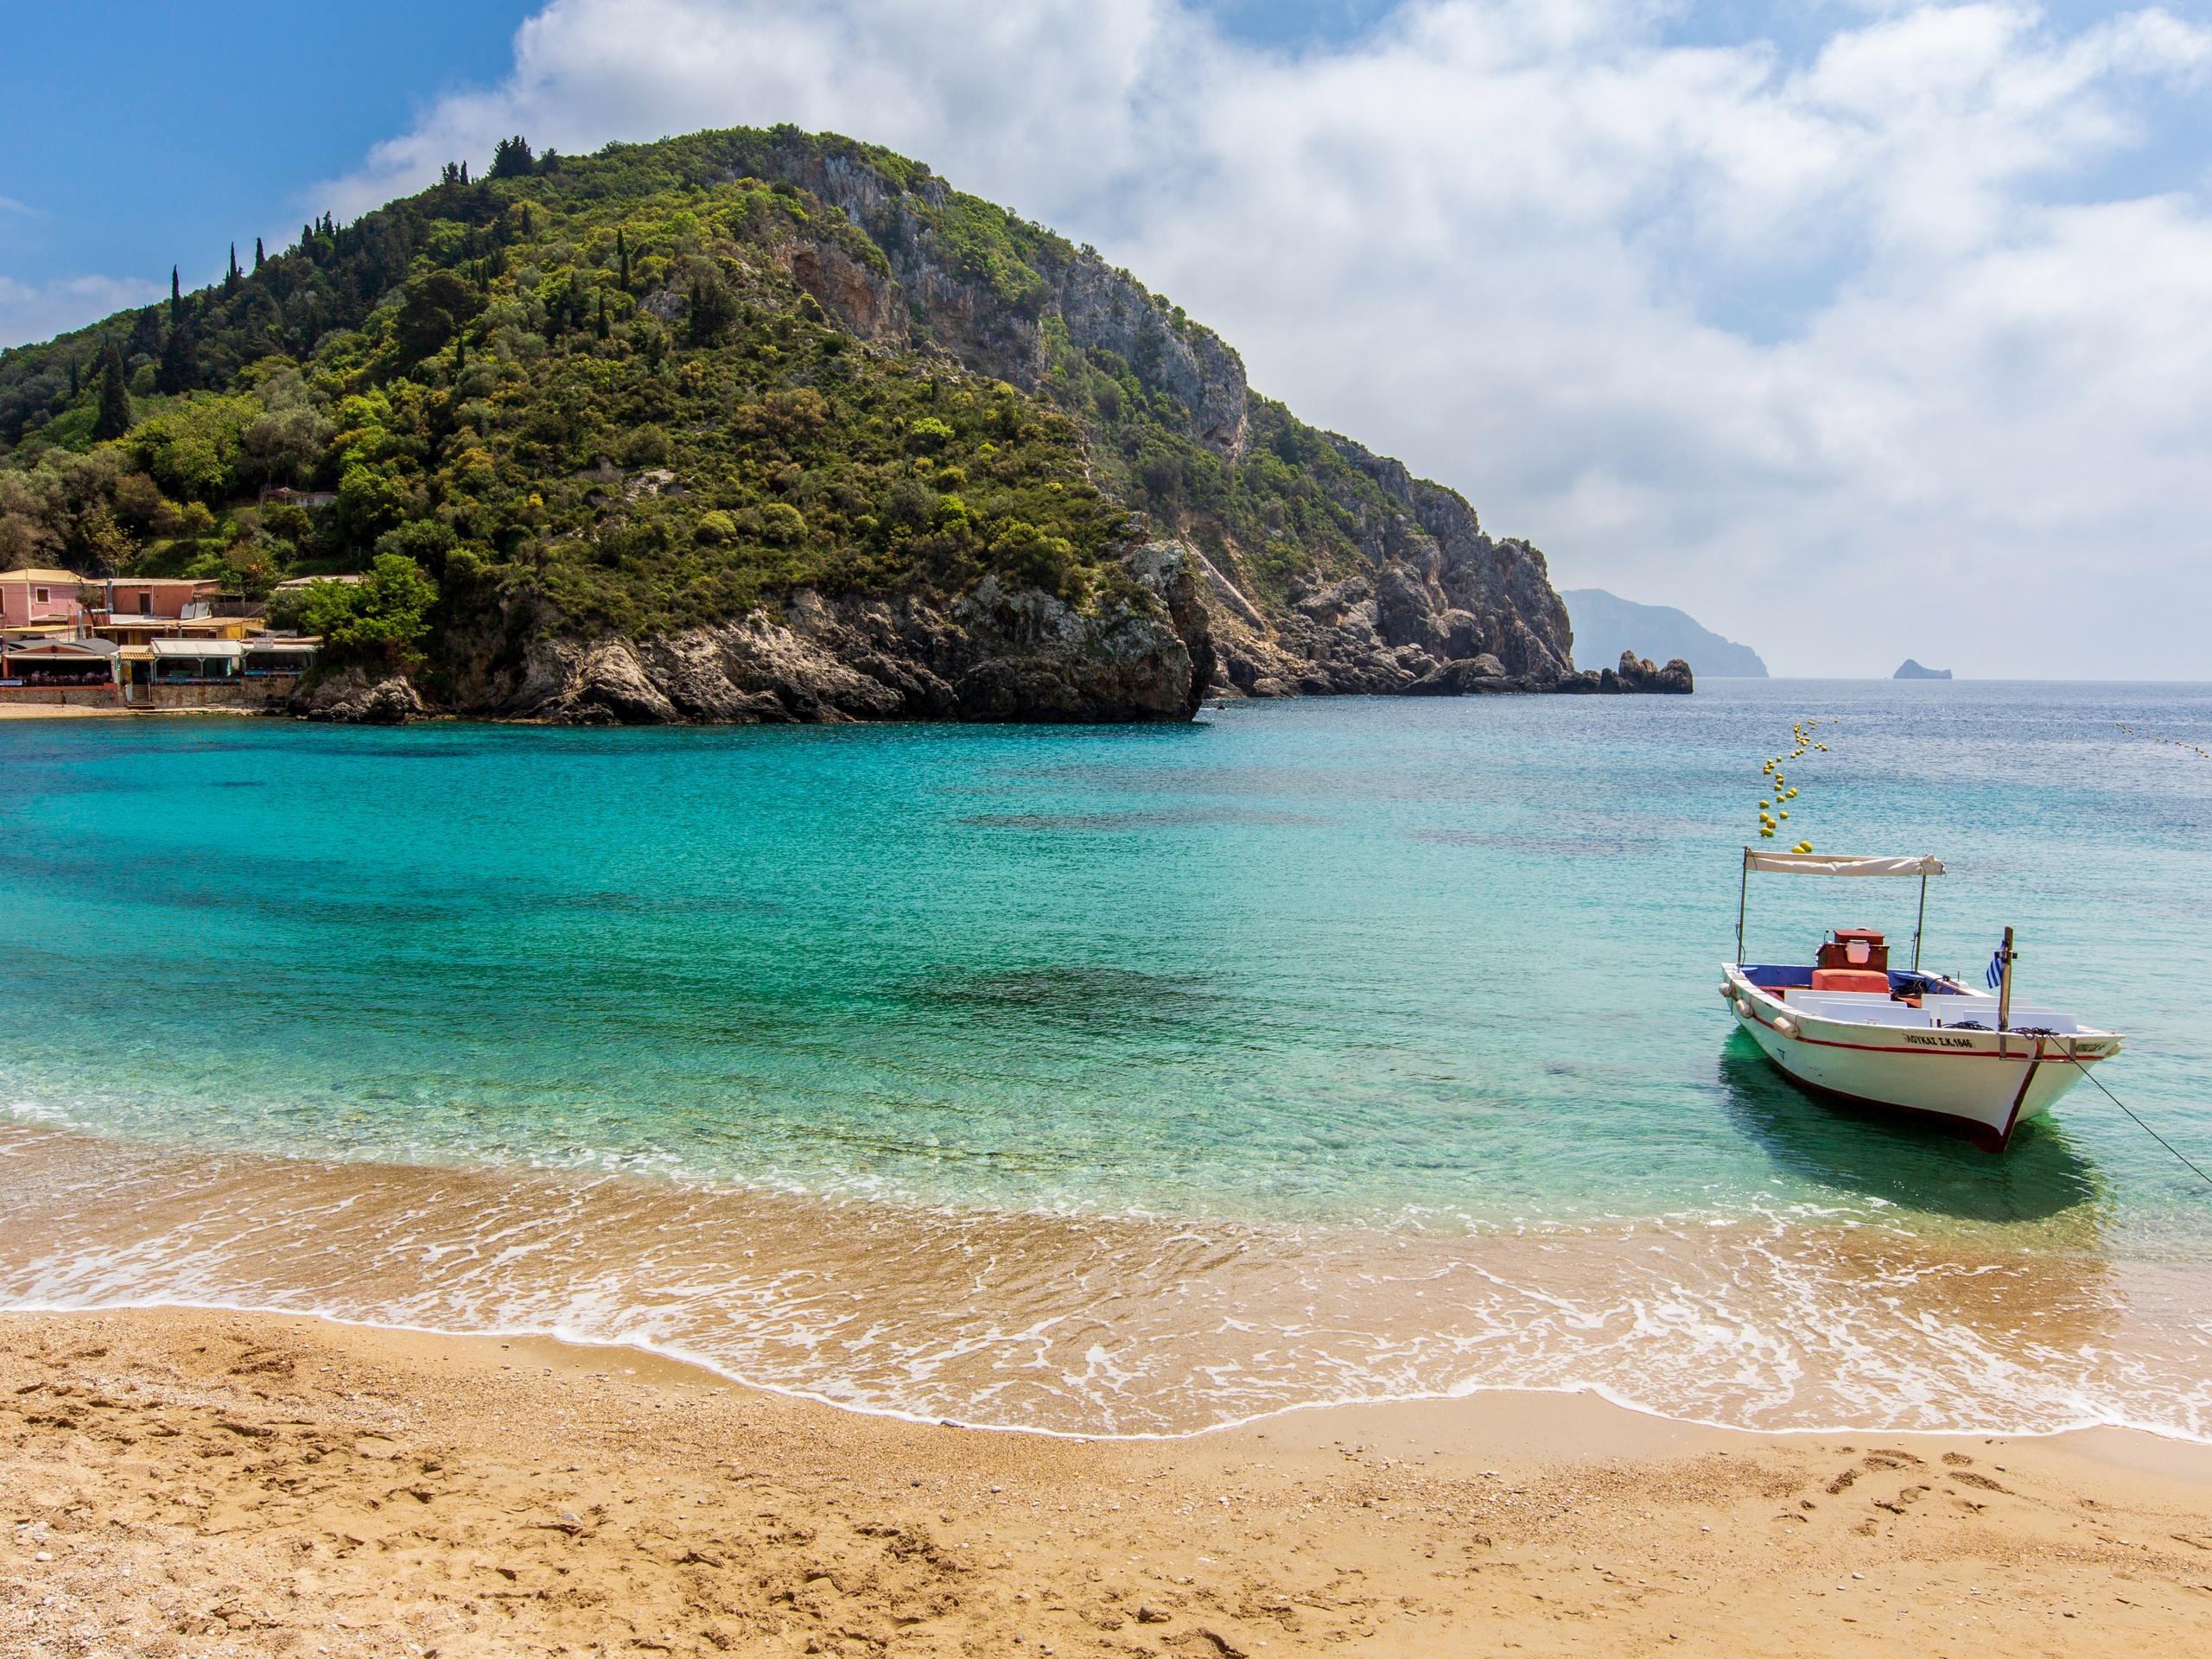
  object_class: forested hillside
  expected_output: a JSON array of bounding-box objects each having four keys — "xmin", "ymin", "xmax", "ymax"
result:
[{"xmin": 0, "ymin": 126, "xmax": 1592, "ymax": 721}]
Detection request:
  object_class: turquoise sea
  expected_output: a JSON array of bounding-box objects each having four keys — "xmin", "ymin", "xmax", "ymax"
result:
[{"xmin": 2, "ymin": 680, "xmax": 2209, "ymax": 1437}]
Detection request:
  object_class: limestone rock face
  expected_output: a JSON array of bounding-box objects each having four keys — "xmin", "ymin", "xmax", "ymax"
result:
[
  {"xmin": 761, "ymin": 151, "xmax": 1252, "ymax": 461},
  {"xmin": 737, "ymin": 139, "xmax": 1587, "ymax": 711},
  {"xmin": 493, "ymin": 542, "xmax": 1210, "ymax": 728},
  {"xmin": 293, "ymin": 669, "xmax": 425, "ymax": 725}
]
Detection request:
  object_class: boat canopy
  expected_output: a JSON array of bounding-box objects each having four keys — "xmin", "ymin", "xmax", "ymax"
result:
[
  {"xmin": 1736, "ymin": 848, "xmax": 1946, "ymax": 969},
  {"xmin": 1742, "ymin": 850, "xmax": 1944, "ymax": 878}
]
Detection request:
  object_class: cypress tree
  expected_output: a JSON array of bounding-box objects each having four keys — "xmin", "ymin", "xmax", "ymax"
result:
[
  {"xmin": 156, "ymin": 314, "xmax": 194, "ymax": 395},
  {"xmin": 169, "ymin": 266, "xmax": 181, "ymax": 325},
  {"xmin": 617, "ymin": 228, "xmax": 631, "ymax": 290},
  {"xmin": 226, "ymin": 245, "xmax": 240, "ymax": 293},
  {"xmin": 126, "ymin": 305, "xmax": 162, "ymax": 359},
  {"xmin": 460, "ymin": 160, "xmax": 469, "ymax": 185},
  {"xmin": 255, "ymin": 238, "xmax": 264, "ymax": 270},
  {"xmin": 68, "ymin": 355, "xmax": 79, "ymax": 398},
  {"xmin": 596, "ymin": 291, "xmax": 610, "ymax": 340},
  {"xmin": 94, "ymin": 345, "xmax": 131, "ymax": 441}
]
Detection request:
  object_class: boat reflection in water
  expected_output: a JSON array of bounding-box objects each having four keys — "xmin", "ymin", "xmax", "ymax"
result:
[{"xmin": 1714, "ymin": 1036, "xmax": 2107, "ymax": 1232}]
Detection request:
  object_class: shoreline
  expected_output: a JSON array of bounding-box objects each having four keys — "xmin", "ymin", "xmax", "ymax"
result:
[
  {"xmin": 18, "ymin": 1292, "xmax": 2212, "ymax": 1459},
  {"xmin": 6, "ymin": 1306, "xmax": 2210, "ymax": 1656},
  {"xmin": 4, "ymin": 1116, "xmax": 2206, "ymax": 1445}
]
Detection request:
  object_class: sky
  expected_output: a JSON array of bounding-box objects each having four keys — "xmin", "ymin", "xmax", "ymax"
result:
[{"xmin": 4, "ymin": 1, "xmax": 2211, "ymax": 679}]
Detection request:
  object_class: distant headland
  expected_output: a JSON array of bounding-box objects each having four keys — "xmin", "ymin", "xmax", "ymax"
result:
[
  {"xmin": 1894, "ymin": 659, "xmax": 1953, "ymax": 680},
  {"xmin": 1561, "ymin": 589, "xmax": 1765, "ymax": 677}
]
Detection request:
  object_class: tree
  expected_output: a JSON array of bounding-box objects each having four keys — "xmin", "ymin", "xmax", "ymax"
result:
[
  {"xmin": 489, "ymin": 136, "xmax": 535, "ymax": 179},
  {"xmin": 298, "ymin": 552, "xmax": 438, "ymax": 671},
  {"xmin": 392, "ymin": 270, "xmax": 484, "ymax": 365},
  {"xmin": 688, "ymin": 274, "xmax": 734, "ymax": 346},
  {"xmin": 616, "ymin": 227, "xmax": 632, "ymax": 290},
  {"xmin": 130, "ymin": 393, "xmax": 261, "ymax": 502},
  {"xmin": 169, "ymin": 266, "xmax": 181, "ymax": 325},
  {"xmin": 126, "ymin": 305, "xmax": 162, "ymax": 360},
  {"xmin": 155, "ymin": 315, "xmax": 195, "ymax": 395},
  {"xmin": 226, "ymin": 245, "xmax": 240, "ymax": 294},
  {"xmin": 254, "ymin": 238, "xmax": 264, "ymax": 270},
  {"xmin": 93, "ymin": 346, "xmax": 131, "ymax": 442}
]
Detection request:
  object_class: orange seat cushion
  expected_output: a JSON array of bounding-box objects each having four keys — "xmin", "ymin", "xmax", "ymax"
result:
[{"xmin": 1811, "ymin": 969, "xmax": 1891, "ymax": 994}]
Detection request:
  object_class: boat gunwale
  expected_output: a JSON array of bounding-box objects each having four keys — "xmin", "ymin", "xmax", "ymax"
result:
[{"xmin": 1720, "ymin": 963, "xmax": 2123, "ymax": 1057}]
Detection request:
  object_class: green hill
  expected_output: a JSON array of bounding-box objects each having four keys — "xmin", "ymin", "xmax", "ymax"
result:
[{"xmin": 0, "ymin": 125, "xmax": 1586, "ymax": 721}]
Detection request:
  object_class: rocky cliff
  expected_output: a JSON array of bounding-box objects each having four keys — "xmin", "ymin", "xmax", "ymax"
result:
[{"xmin": 487, "ymin": 540, "xmax": 1212, "ymax": 726}]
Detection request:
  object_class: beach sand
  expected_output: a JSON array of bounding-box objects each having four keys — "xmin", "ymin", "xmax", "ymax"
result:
[{"xmin": 5, "ymin": 1309, "xmax": 2209, "ymax": 1657}]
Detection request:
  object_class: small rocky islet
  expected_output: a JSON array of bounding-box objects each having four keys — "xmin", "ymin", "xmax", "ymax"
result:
[{"xmin": 0, "ymin": 125, "xmax": 1689, "ymax": 724}]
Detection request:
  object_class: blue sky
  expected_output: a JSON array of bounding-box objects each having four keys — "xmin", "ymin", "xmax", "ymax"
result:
[
  {"xmin": 0, "ymin": 1, "xmax": 1401, "ymax": 296},
  {"xmin": 0, "ymin": 3, "xmax": 533, "ymax": 299},
  {"xmin": 6, "ymin": 1, "xmax": 2212, "ymax": 677}
]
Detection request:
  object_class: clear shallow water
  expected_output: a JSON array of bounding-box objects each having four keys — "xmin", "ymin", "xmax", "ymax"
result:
[{"xmin": 2, "ymin": 682, "xmax": 2209, "ymax": 1436}]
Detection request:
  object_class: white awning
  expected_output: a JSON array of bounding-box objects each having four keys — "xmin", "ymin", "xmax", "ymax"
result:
[
  {"xmin": 149, "ymin": 639, "xmax": 242, "ymax": 659},
  {"xmin": 1744, "ymin": 849, "xmax": 1945, "ymax": 878}
]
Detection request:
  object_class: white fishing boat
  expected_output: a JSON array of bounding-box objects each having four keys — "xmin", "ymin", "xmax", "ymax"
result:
[{"xmin": 1721, "ymin": 849, "xmax": 2123, "ymax": 1151}]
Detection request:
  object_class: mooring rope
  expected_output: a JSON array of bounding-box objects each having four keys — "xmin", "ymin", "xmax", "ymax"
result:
[{"xmin": 2059, "ymin": 1052, "xmax": 2212, "ymax": 1192}]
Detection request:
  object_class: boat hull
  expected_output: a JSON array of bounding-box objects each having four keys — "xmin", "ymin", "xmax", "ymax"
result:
[{"xmin": 1721, "ymin": 965, "xmax": 2118, "ymax": 1152}]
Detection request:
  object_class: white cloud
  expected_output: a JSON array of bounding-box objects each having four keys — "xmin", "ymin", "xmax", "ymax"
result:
[
  {"xmin": 0, "ymin": 275, "xmax": 162, "ymax": 350},
  {"xmin": 314, "ymin": 1, "xmax": 2212, "ymax": 676}
]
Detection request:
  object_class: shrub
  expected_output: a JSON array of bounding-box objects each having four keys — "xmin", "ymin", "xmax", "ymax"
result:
[{"xmin": 758, "ymin": 502, "xmax": 805, "ymax": 544}]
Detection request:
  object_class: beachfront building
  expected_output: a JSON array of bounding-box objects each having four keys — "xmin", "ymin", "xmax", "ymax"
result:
[
  {"xmin": 0, "ymin": 567, "xmax": 91, "ymax": 632},
  {"xmin": 0, "ymin": 636, "xmax": 122, "ymax": 707},
  {"xmin": 243, "ymin": 638, "xmax": 318, "ymax": 678},
  {"xmin": 113, "ymin": 636, "xmax": 316, "ymax": 709},
  {"xmin": 144, "ymin": 639, "xmax": 241, "ymax": 684},
  {"xmin": 99, "ymin": 577, "xmax": 224, "ymax": 622},
  {"xmin": 0, "ymin": 635, "xmax": 119, "ymax": 687}
]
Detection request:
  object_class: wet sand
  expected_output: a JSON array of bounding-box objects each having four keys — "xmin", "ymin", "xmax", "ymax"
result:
[{"xmin": 6, "ymin": 1309, "xmax": 2210, "ymax": 1656}]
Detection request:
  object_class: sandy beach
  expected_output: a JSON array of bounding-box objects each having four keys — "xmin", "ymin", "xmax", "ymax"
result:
[{"xmin": 5, "ymin": 1309, "xmax": 2210, "ymax": 1657}]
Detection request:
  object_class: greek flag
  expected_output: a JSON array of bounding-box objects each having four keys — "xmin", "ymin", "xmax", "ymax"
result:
[{"xmin": 1986, "ymin": 947, "xmax": 2005, "ymax": 990}]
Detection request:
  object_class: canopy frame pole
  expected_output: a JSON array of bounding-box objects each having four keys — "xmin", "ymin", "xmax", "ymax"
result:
[
  {"xmin": 1997, "ymin": 925, "xmax": 2016, "ymax": 1033},
  {"xmin": 1912, "ymin": 872, "xmax": 1928, "ymax": 972},
  {"xmin": 1736, "ymin": 849, "xmax": 1750, "ymax": 964}
]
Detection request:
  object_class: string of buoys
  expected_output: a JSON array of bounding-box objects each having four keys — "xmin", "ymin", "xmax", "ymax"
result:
[
  {"xmin": 1756, "ymin": 718, "xmax": 1828, "ymax": 853},
  {"xmin": 2117, "ymin": 721, "xmax": 2210, "ymax": 760}
]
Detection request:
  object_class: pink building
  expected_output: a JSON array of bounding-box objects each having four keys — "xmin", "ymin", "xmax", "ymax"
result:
[
  {"xmin": 99, "ymin": 577, "xmax": 224, "ymax": 620},
  {"xmin": 0, "ymin": 567, "xmax": 89, "ymax": 629}
]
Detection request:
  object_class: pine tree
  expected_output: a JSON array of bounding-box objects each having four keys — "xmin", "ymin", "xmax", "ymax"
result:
[{"xmin": 93, "ymin": 345, "xmax": 130, "ymax": 442}]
